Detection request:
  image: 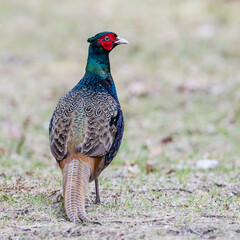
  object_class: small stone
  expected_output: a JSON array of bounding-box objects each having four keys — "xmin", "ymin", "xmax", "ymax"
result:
[{"xmin": 196, "ymin": 159, "xmax": 219, "ymax": 170}]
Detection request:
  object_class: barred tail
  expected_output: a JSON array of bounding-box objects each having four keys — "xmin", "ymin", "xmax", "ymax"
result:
[{"xmin": 62, "ymin": 159, "xmax": 91, "ymax": 224}]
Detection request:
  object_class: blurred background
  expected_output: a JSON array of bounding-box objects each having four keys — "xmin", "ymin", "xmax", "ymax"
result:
[
  {"xmin": 1, "ymin": 0, "xmax": 240, "ymax": 174},
  {"xmin": 1, "ymin": 0, "xmax": 240, "ymax": 238}
]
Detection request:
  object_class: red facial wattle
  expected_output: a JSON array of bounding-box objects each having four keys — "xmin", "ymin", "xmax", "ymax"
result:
[{"xmin": 97, "ymin": 33, "xmax": 117, "ymax": 51}]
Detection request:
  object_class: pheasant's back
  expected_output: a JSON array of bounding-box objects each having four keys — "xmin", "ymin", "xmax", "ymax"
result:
[
  {"xmin": 69, "ymin": 87, "xmax": 118, "ymax": 148},
  {"xmin": 49, "ymin": 81, "xmax": 123, "ymax": 168}
]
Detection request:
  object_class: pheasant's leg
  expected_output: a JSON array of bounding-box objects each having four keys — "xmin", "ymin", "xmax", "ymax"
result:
[
  {"xmin": 94, "ymin": 178, "xmax": 101, "ymax": 204},
  {"xmin": 63, "ymin": 159, "xmax": 91, "ymax": 224}
]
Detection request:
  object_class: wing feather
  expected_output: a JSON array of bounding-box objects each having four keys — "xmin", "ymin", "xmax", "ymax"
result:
[
  {"xmin": 49, "ymin": 88, "xmax": 119, "ymax": 160},
  {"xmin": 76, "ymin": 95, "xmax": 118, "ymax": 157}
]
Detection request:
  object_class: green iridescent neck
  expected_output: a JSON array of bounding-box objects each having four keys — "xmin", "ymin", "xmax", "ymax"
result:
[{"xmin": 85, "ymin": 44, "xmax": 110, "ymax": 79}]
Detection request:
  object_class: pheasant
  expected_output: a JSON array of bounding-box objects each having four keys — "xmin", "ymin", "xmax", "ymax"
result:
[{"xmin": 49, "ymin": 32, "xmax": 128, "ymax": 224}]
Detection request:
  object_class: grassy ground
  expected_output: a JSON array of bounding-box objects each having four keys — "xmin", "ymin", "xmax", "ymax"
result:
[{"xmin": 1, "ymin": 0, "xmax": 240, "ymax": 239}]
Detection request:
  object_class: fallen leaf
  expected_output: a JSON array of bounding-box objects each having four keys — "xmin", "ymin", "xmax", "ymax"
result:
[
  {"xmin": 161, "ymin": 136, "xmax": 173, "ymax": 144},
  {"xmin": 166, "ymin": 169, "xmax": 175, "ymax": 175},
  {"xmin": 145, "ymin": 163, "xmax": 154, "ymax": 173},
  {"xmin": 0, "ymin": 146, "xmax": 9, "ymax": 155}
]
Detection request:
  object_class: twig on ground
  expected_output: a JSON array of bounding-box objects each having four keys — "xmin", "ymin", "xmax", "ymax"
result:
[
  {"xmin": 20, "ymin": 224, "xmax": 52, "ymax": 230},
  {"xmin": 153, "ymin": 188, "xmax": 193, "ymax": 194},
  {"xmin": 107, "ymin": 217, "xmax": 174, "ymax": 224},
  {"xmin": 201, "ymin": 214, "xmax": 235, "ymax": 219}
]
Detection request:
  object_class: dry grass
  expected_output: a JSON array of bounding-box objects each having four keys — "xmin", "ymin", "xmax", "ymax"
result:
[{"xmin": 1, "ymin": 0, "xmax": 240, "ymax": 239}]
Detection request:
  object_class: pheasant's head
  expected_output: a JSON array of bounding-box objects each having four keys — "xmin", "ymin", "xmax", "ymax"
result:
[{"xmin": 87, "ymin": 32, "xmax": 129, "ymax": 52}]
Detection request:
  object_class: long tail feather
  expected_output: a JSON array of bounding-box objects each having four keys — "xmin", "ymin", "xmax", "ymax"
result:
[{"xmin": 62, "ymin": 159, "xmax": 91, "ymax": 223}]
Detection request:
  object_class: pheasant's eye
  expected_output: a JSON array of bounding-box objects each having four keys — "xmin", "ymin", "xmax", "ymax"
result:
[{"xmin": 104, "ymin": 36, "xmax": 110, "ymax": 41}]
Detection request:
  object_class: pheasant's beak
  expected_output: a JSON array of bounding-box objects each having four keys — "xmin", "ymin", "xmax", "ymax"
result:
[{"xmin": 115, "ymin": 36, "xmax": 129, "ymax": 45}]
